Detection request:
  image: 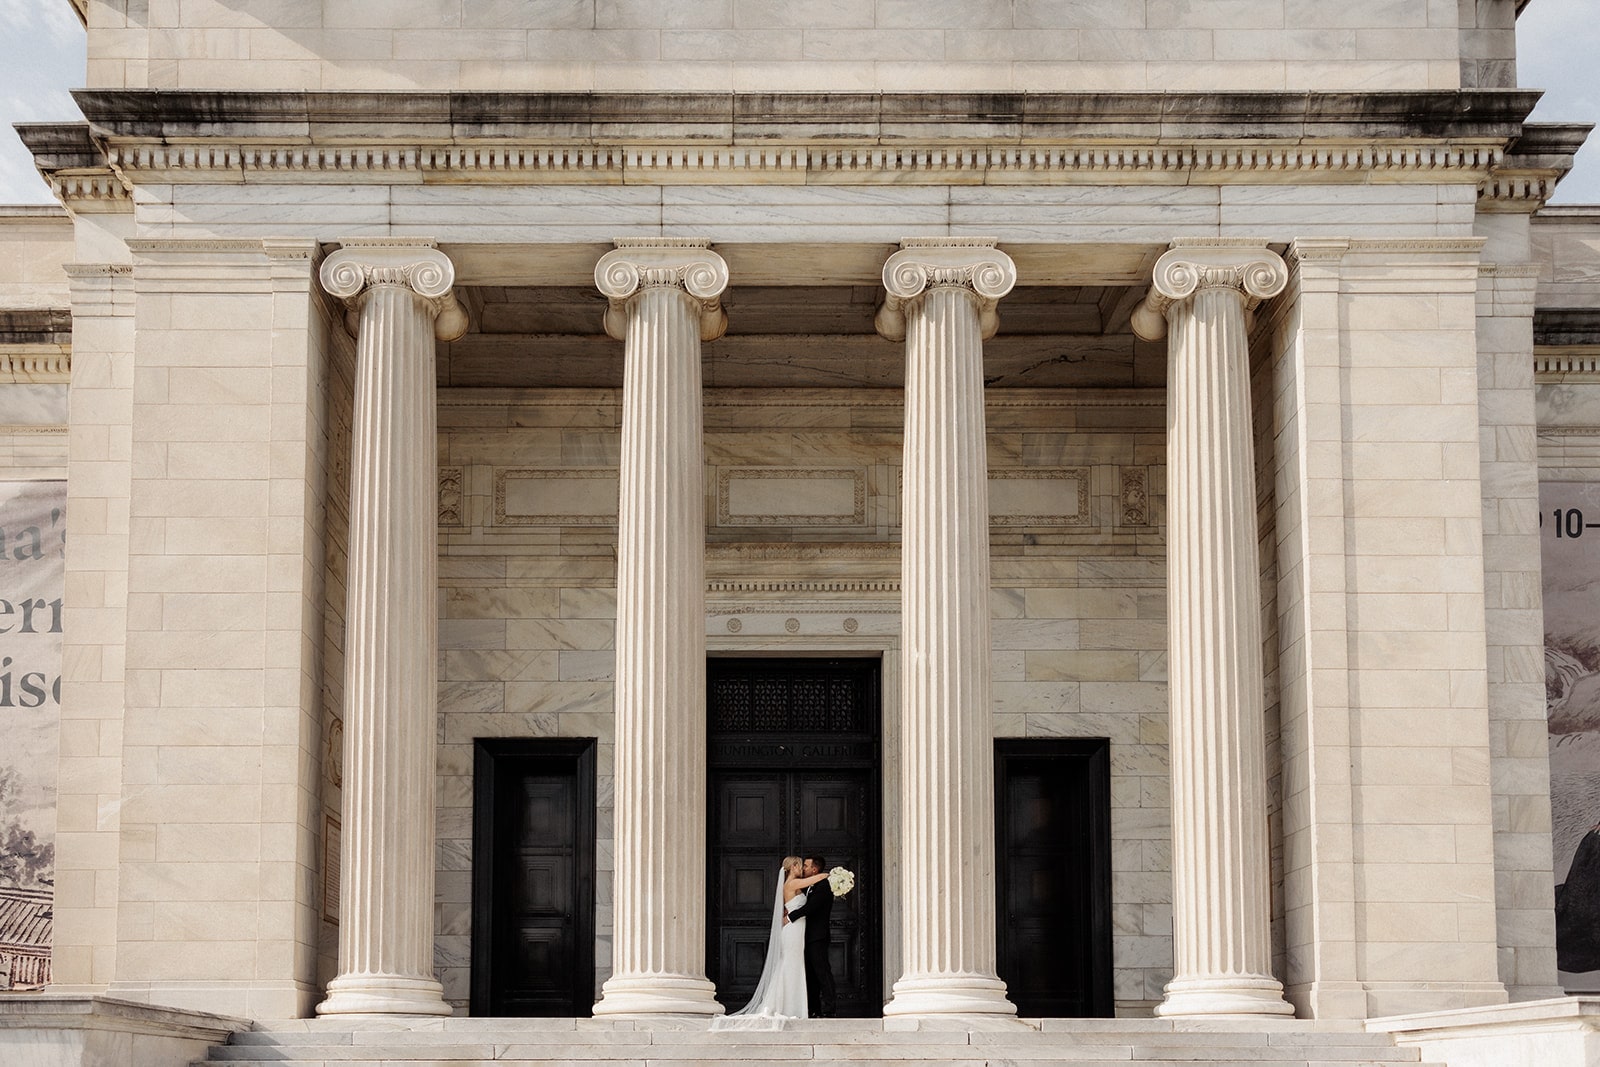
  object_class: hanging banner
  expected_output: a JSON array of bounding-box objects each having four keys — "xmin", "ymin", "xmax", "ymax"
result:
[
  {"xmin": 1541, "ymin": 480, "xmax": 1600, "ymax": 991},
  {"xmin": 0, "ymin": 480, "xmax": 64, "ymax": 990}
]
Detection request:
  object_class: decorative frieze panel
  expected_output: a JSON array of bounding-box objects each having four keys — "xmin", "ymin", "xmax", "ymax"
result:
[
  {"xmin": 988, "ymin": 468, "xmax": 1091, "ymax": 527},
  {"xmin": 470, "ymin": 460, "xmax": 1161, "ymax": 534},
  {"xmin": 438, "ymin": 467, "xmax": 464, "ymax": 527},
  {"xmin": 715, "ymin": 467, "xmax": 867, "ymax": 527},
  {"xmin": 493, "ymin": 468, "xmax": 618, "ymax": 526},
  {"xmin": 1120, "ymin": 467, "xmax": 1151, "ymax": 527}
]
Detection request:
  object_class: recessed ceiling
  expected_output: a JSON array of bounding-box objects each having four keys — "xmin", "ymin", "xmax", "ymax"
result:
[{"xmin": 440, "ymin": 283, "xmax": 1164, "ymax": 390}]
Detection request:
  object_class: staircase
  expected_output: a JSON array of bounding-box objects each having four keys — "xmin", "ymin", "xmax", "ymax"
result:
[{"xmin": 195, "ymin": 1017, "xmax": 1447, "ymax": 1066}]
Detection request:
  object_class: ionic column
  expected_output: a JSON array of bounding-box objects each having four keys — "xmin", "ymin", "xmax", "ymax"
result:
[
  {"xmin": 877, "ymin": 239, "xmax": 1018, "ymax": 1017},
  {"xmin": 592, "ymin": 239, "xmax": 728, "ymax": 1016},
  {"xmin": 1131, "ymin": 241, "xmax": 1295, "ymax": 1018},
  {"xmin": 316, "ymin": 242, "xmax": 467, "ymax": 1017}
]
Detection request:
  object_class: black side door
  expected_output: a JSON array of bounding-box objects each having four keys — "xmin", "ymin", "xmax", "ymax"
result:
[
  {"xmin": 994, "ymin": 737, "xmax": 1113, "ymax": 1017},
  {"xmin": 471, "ymin": 738, "xmax": 597, "ymax": 1016}
]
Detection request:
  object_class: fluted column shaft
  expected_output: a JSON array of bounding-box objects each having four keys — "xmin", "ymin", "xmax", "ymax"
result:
[
  {"xmin": 316, "ymin": 243, "xmax": 466, "ymax": 1018},
  {"xmin": 593, "ymin": 240, "xmax": 728, "ymax": 1016},
  {"xmin": 1133, "ymin": 243, "xmax": 1294, "ymax": 1018},
  {"xmin": 877, "ymin": 239, "xmax": 1018, "ymax": 1017}
]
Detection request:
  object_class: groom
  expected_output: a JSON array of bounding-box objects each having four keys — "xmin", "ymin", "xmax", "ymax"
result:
[{"xmin": 785, "ymin": 854, "xmax": 837, "ymax": 1017}]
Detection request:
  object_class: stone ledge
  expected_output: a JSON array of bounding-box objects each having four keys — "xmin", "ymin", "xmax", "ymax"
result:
[
  {"xmin": 70, "ymin": 89, "xmax": 1542, "ymax": 144},
  {"xmin": 0, "ymin": 993, "xmax": 250, "ymax": 1067},
  {"xmin": 1368, "ymin": 995, "xmax": 1600, "ymax": 1067},
  {"xmin": 0, "ymin": 993, "xmax": 247, "ymax": 1040},
  {"xmin": 1536, "ymin": 308, "xmax": 1600, "ymax": 348},
  {"xmin": 0, "ymin": 308, "xmax": 71, "ymax": 347}
]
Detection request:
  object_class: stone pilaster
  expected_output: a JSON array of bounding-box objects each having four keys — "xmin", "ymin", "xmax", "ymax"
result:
[
  {"xmin": 592, "ymin": 239, "xmax": 727, "ymax": 1017},
  {"xmin": 52, "ymin": 263, "xmax": 134, "ymax": 997},
  {"xmin": 877, "ymin": 238, "xmax": 1018, "ymax": 1017},
  {"xmin": 1133, "ymin": 241, "xmax": 1294, "ymax": 1018},
  {"xmin": 316, "ymin": 241, "xmax": 466, "ymax": 1017}
]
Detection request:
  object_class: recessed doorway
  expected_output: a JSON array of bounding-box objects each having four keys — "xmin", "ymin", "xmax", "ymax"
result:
[
  {"xmin": 470, "ymin": 738, "xmax": 597, "ymax": 1017},
  {"xmin": 994, "ymin": 737, "xmax": 1114, "ymax": 1017},
  {"xmin": 706, "ymin": 656, "xmax": 883, "ymax": 1017}
]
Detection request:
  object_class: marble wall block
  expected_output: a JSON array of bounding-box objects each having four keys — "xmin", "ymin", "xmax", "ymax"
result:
[{"xmin": 85, "ymin": 2, "xmax": 1470, "ymax": 92}]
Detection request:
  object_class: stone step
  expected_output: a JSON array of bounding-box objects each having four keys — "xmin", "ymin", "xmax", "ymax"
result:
[
  {"xmin": 206, "ymin": 1049, "xmax": 1420, "ymax": 1062},
  {"xmin": 200, "ymin": 1061, "xmax": 1449, "ymax": 1067},
  {"xmin": 226, "ymin": 1030, "xmax": 1410, "ymax": 1049},
  {"xmin": 196, "ymin": 1020, "xmax": 1440, "ymax": 1067}
]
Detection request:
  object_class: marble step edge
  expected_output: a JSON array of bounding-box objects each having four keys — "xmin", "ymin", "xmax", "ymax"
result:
[
  {"xmin": 196, "ymin": 1059, "xmax": 1449, "ymax": 1067},
  {"xmin": 249, "ymin": 1018, "xmax": 1383, "ymax": 1034},
  {"xmin": 205, "ymin": 1046, "xmax": 1425, "ymax": 1063},
  {"xmin": 233, "ymin": 1023, "xmax": 1401, "ymax": 1043},
  {"xmin": 228, "ymin": 1029, "xmax": 1410, "ymax": 1048}
]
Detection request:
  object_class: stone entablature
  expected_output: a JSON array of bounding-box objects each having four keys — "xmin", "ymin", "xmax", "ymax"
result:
[{"xmin": 53, "ymin": 90, "xmax": 1539, "ymax": 192}]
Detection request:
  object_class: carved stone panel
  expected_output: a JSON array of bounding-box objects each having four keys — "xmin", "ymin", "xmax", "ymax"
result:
[
  {"xmin": 988, "ymin": 468, "xmax": 1091, "ymax": 527},
  {"xmin": 439, "ymin": 466, "xmax": 464, "ymax": 527},
  {"xmin": 494, "ymin": 468, "xmax": 619, "ymax": 526},
  {"xmin": 715, "ymin": 467, "xmax": 868, "ymax": 527}
]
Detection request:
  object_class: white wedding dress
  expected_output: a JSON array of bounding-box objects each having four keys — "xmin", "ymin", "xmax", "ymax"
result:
[{"xmin": 711, "ymin": 868, "xmax": 808, "ymax": 1029}]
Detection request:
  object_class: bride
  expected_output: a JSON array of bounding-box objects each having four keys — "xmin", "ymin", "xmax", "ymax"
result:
[{"xmin": 712, "ymin": 855, "xmax": 830, "ymax": 1028}]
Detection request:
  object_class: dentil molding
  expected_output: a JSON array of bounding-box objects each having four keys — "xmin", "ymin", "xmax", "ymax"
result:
[{"xmin": 99, "ymin": 142, "xmax": 1508, "ymax": 186}]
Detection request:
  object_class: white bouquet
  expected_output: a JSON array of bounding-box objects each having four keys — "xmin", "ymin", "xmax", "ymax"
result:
[{"xmin": 827, "ymin": 866, "xmax": 856, "ymax": 897}]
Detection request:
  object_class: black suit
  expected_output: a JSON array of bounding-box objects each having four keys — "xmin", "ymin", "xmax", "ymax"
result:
[{"xmin": 787, "ymin": 879, "xmax": 836, "ymax": 1016}]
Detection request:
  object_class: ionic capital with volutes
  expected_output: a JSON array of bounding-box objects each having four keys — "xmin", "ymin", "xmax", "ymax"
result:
[
  {"xmin": 595, "ymin": 239, "xmax": 729, "ymax": 342},
  {"xmin": 320, "ymin": 241, "xmax": 469, "ymax": 341},
  {"xmin": 875, "ymin": 238, "xmax": 1017, "ymax": 341},
  {"xmin": 1131, "ymin": 242, "xmax": 1288, "ymax": 341}
]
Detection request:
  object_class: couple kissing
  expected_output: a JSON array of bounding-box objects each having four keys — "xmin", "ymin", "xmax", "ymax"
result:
[{"xmin": 714, "ymin": 854, "xmax": 836, "ymax": 1027}]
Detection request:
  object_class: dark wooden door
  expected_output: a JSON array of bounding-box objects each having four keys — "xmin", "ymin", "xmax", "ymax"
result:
[
  {"xmin": 707, "ymin": 658, "xmax": 881, "ymax": 1017},
  {"xmin": 994, "ymin": 738, "xmax": 1113, "ymax": 1017},
  {"xmin": 471, "ymin": 739, "xmax": 596, "ymax": 1017}
]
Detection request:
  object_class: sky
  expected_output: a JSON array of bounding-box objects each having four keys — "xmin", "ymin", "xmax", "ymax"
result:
[{"xmin": 0, "ymin": 1, "xmax": 1595, "ymax": 204}]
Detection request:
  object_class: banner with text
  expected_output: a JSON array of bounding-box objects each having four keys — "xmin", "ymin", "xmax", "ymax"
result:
[
  {"xmin": 0, "ymin": 480, "xmax": 63, "ymax": 990},
  {"xmin": 1541, "ymin": 480, "xmax": 1600, "ymax": 992}
]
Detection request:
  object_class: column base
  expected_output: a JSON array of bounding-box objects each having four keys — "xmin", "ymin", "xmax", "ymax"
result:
[
  {"xmin": 316, "ymin": 974, "xmax": 451, "ymax": 1017},
  {"xmin": 1156, "ymin": 974, "xmax": 1295, "ymax": 1018},
  {"xmin": 592, "ymin": 975, "xmax": 725, "ymax": 1016},
  {"xmin": 883, "ymin": 974, "xmax": 1017, "ymax": 1016}
]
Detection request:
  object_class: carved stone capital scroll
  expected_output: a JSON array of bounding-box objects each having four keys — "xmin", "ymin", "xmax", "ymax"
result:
[
  {"xmin": 595, "ymin": 238, "xmax": 729, "ymax": 342},
  {"xmin": 320, "ymin": 242, "xmax": 469, "ymax": 341},
  {"xmin": 1130, "ymin": 242, "xmax": 1289, "ymax": 341},
  {"xmin": 875, "ymin": 238, "xmax": 1017, "ymax": 342}
]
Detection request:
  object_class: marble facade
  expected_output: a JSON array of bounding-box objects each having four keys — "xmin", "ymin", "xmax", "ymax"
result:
[{"xmin": 2, "ymin": 3, "xmax": 1600, "ymax": 1066}]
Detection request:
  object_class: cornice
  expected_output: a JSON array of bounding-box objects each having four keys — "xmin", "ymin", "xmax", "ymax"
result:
[
  {"xmin": 1478, "ymin": 121, "xmax": 1592, "ymax": 212},
  {"xmin": 1535, "ymin": 308, "xmax": 1600, "ymax": 348},
  {"xmin": 0, "ymin": 309, "xmax": 71, "ymax": 347},
  {"xmin": 47, "ymin": 171, "xmax": 131, "ymax": 204},
  {"xmin": 70, "ymin": 89, "xmax": 1542, "ymax": 140},
  {"xmin": 23, "ymin": 90, "xmax": 1555, "ymax": 189}
]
